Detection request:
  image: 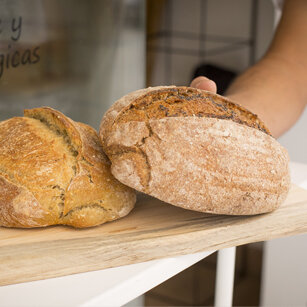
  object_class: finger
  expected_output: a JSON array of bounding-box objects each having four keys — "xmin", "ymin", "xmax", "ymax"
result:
[
  {"xmin": 190, "ymin": 76, "xmax": 209, "ymax": 87},
  {"xmin": 190, "ymin": 76, "xmax": 217, "ymax": 93}
]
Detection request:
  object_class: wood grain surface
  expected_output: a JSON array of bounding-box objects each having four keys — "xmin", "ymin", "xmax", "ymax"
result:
[{"xmin": 1, "ymin": 184, "xmax": 307, "ymax": 286}]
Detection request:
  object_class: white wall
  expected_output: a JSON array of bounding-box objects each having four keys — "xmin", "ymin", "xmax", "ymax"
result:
[
  {"xmin": 261, "ymin": 234, "xmax": 307, "ymax": 307},
  {"xmin": 279, "ymin": 109, "xmax": 307, "ymax": 164}
]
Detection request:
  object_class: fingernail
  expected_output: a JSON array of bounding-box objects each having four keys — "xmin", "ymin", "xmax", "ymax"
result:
[{"xmin": 194, "ymin": 80, "xmax": 203, "ymax": 88}]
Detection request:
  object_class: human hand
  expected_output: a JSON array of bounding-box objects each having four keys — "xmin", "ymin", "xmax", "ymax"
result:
[{"xmin": 190, "ymin": 76, "xmax": 217, "ymax": 93}]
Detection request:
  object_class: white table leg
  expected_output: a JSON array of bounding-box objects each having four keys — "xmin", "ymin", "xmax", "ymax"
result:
[{"xmin": 214, "ymin": 247, "xmax": 236, "ymax": 307}]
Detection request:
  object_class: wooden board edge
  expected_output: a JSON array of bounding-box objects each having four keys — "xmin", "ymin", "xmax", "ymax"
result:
[{"xmin": 1, "ymin": 221, "xmax": 307, "ymax": 287}]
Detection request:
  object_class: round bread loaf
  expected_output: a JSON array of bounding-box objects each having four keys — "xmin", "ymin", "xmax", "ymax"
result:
[
  {"xmin": 100, "ymin": 86, "xmax": 290, "ymax": 215},
  {"xmin": 0, "ymin": 107, "xmax": 136, "ymax": 228}
]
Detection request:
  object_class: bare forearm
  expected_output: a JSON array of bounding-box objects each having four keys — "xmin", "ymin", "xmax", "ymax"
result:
[
  {"xmin": 191, "ymin": 0, "xmax": 307, "ymax": 138},
  {"xmin": 226, "ymin": 0, "xmax": 307, "ymax": 137},
  {"xmin": 226, "ymin": 54, "xmax": 307, "ymax": 137}
]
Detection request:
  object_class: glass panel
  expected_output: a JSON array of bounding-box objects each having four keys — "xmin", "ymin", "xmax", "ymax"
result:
[{"xmin": 0, "ymin": 0, "xmax": 145, "ymax": 129}]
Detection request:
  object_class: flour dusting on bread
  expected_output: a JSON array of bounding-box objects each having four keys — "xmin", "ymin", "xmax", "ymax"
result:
[{"xmin": 100, "ymin": 86, "xmax": 290, "ymax": 215}]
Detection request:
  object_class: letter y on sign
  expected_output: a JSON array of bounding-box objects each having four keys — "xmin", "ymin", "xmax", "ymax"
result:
[{"xmin": 11, "ymin": 17, "xmax": 22, "ymax": 41}]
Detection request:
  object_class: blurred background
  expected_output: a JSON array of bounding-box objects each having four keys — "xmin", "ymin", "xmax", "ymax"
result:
[
  {"xmin": 0, "ymin": 0, "xmax": 306, "ymax": 306},
  {"xmin": 0, "ymin": 0, "xmax": 145, "ymax": 129}
]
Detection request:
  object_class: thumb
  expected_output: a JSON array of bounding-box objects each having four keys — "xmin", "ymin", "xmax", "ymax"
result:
[{"xmin": 190, "ymin": 76, "xmax": 217, "ymax": 93}]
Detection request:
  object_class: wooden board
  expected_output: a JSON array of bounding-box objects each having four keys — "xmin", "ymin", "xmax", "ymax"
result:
[{"xmin": 1, "ymin": 184, "xmax": 307, "ymax": 287}]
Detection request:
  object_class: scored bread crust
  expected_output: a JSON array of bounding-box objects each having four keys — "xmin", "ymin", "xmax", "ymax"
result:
[
  {"xmin": 0, "ymin": 107, "xmax": 136, "ymax": 228},
  {"xmin": 100, "ymin": 86, "xmax": 290, "ymax": 215}
]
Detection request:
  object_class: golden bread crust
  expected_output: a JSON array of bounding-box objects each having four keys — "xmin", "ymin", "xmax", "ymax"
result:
[
  {"xmin": 0, "ymin": 107, "xmax": 136, "ymax": 228},
  {"xmin": 0, "ymin": 175, "xmax": 50, "ymax": 227}
]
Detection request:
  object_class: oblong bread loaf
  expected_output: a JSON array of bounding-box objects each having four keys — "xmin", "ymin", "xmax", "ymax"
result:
[
  {"xmin": 100, "ymin": 86, "xmax": 290, "ymax": 215},
  {"xmin": 0, "ymin": 107, "xmax": 136, "ymax": 228}
]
